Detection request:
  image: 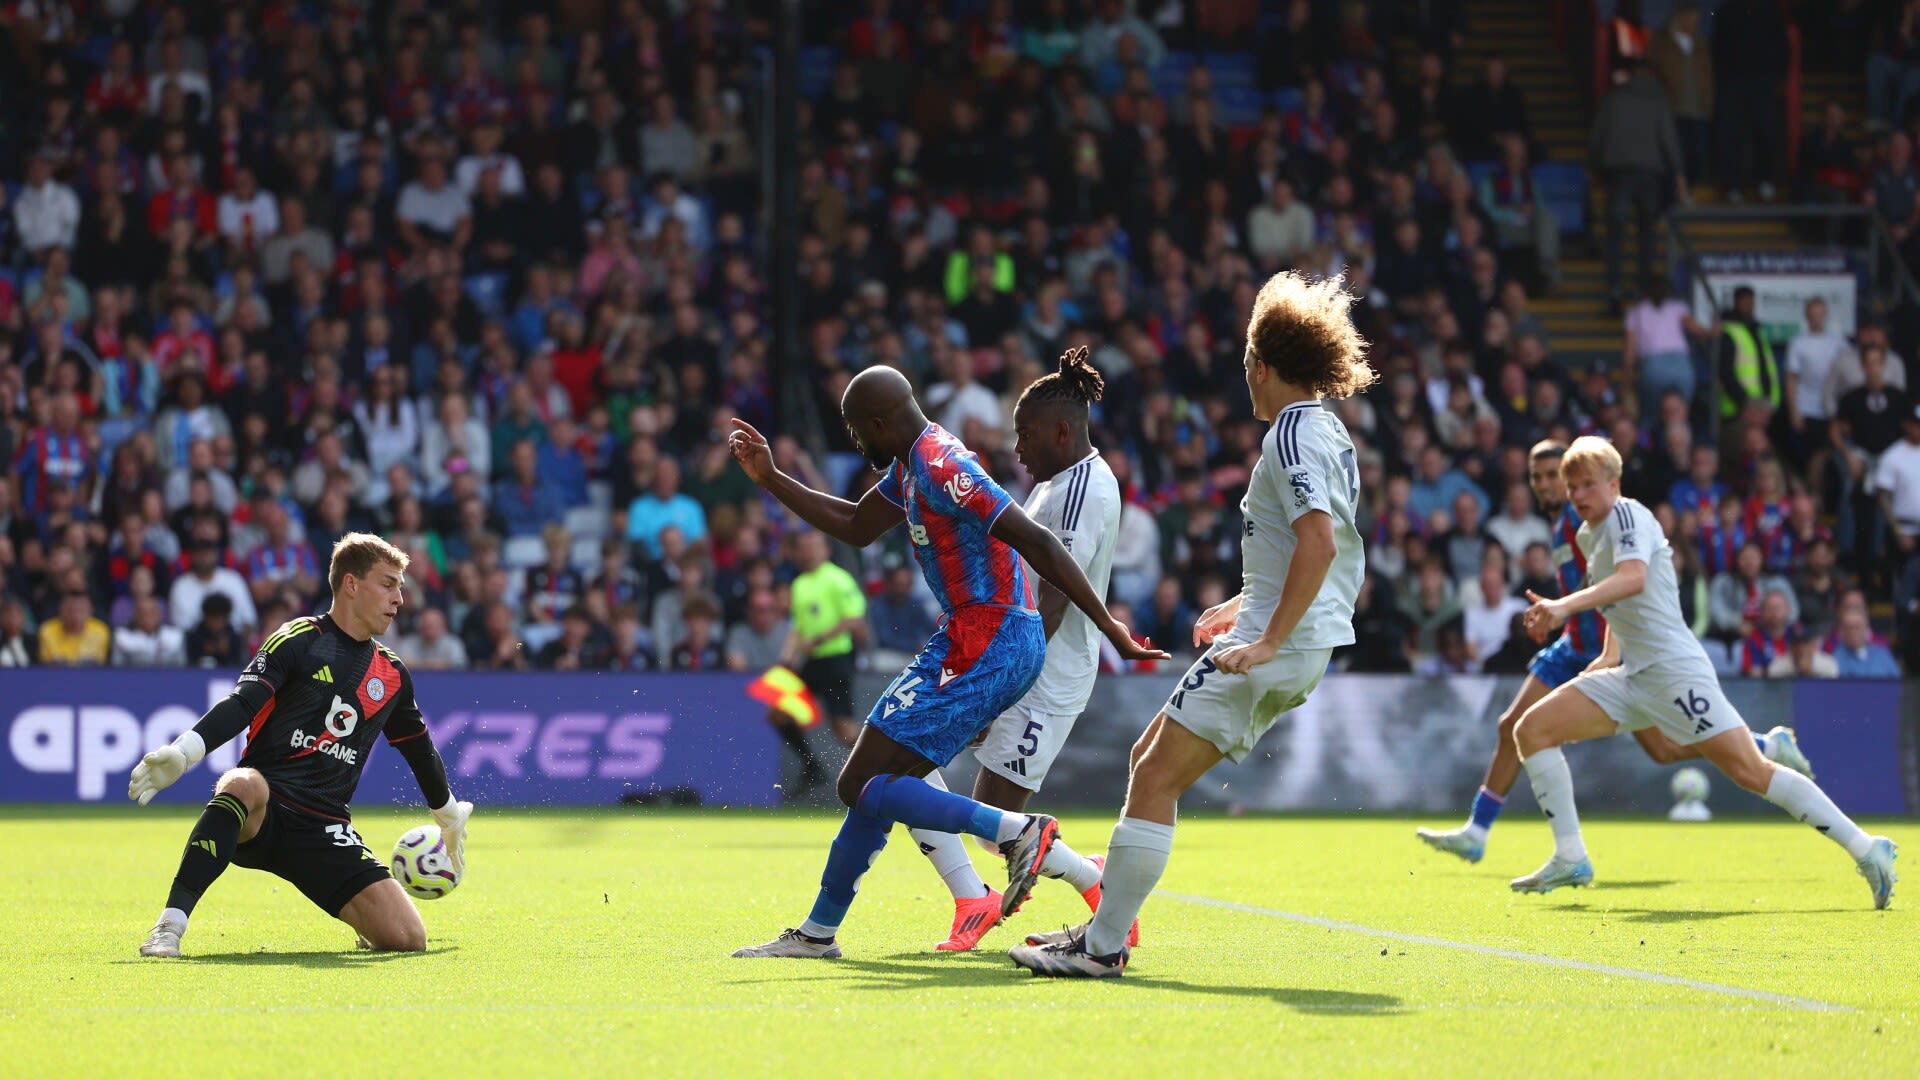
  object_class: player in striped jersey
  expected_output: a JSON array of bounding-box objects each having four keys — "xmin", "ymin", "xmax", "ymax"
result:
[
  {"xmin": 910, "ymin": 348, "xmax": 1133, "ymax": 951},
  {"xmin": 1417, "ymin": 441, "xmax": 1811, "ymax": 864}
]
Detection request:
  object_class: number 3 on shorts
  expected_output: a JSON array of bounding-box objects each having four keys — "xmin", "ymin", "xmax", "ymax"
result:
[
  {"xmin": 325, "ymin": 823, "xmax": 366, "ymax": 849},
  {"xmin": 1671, "ymin": 689, "xmax": 1710, "ymax": 721}
]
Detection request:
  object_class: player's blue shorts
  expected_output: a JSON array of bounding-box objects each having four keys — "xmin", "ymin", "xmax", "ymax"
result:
[
  {"xmin": 867, "ymin": 606, "xmax": 1046, "ymax": 766},
  {"xmin": 1527, "ymin": 636, "xmax": 1600, "ymax": 689}
]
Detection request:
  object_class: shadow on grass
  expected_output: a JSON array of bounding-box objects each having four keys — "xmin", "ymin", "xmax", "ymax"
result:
[
  {"xmin": 111, "ymin": 945, "xmax": 458, "ymax": 967},
  {"xmin": 1553, "ymin": 903, "xmax": 1854, "ymax": 923},
  {"xmin": 726, "ymin": 955, "xmax": 1405, "ymax": 1013}
]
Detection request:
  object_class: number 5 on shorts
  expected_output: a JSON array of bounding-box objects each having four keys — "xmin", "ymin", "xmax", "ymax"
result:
[{"xmin": 1017, "ymin": 719, "xmax": 1043, "ymax": 757}]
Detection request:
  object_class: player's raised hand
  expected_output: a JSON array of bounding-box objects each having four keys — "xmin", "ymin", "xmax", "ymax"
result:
[
  {"xmin": 1193, "ymin": 600, "xmax": 1238, "ymax": 647},
  {"xmin": 128, "ymin": 746, "xmax": 189, "ymax": 806},
  {"xmin": 1213, "ymin": 637, "xmax": 1278, "ymax": 675},
  {"xmin": 1102, "ymin": 620, "xmax": 1171, "ymax": 662},
  {"xmin": 1522, "ymin": 590, "xmax": 1566, "ymax": 635},
  {"xmin": 727, "ymin": 418, "xmax": 775, "ymax": 485}
]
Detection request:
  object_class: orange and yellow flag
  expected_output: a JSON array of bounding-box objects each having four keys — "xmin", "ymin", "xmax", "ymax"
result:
[{"xmin": 747, "ymin": 666, "xmax": 823, "ymax": 727}]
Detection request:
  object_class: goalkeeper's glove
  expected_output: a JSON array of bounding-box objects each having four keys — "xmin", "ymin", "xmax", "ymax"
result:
[
  {"xmin": 430, "ymin": 796, "xmax": 473, "ymax": 873},
  {"xmin": 128, "ymin": 731, "xmax": 207, "ymax": 806}
]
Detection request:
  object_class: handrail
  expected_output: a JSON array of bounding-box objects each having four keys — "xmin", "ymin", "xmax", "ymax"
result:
[
  {"xmin": 1592, "ymin": 2, "xmax": 1608, "ymax": 106},
  {"xmin": 1785, "ymin": 23, "xmax": 1802, "ymax": 174},
  {"xmin": 1665, "ymin": 202, "xmax": 1920, "ymax": 316},
  {"xmin": 1865, "ymin": 213, "xmax": 1920, "ymax": 312}
]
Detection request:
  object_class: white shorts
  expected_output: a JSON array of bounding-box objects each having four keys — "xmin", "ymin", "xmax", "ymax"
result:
[
  {"xmin": 1161, "ymin": 642, "xmax": 1333, "ymax": 764},
  {"xmin": 1565, "ymin": 662, "xmax": 1744, "ymax": 746},
  {"xmin": 975, "ymin": 700, "xmax": 1080, "ymax": 792}
]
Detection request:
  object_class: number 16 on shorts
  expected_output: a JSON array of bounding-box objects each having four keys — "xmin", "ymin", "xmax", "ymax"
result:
[{"xmin": 976, "ymin": 703, "xmax": 1078, "ymax": 792}]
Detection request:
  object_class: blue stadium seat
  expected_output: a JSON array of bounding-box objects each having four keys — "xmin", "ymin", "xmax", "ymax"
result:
[
  {"xmin": 464, "ymin": 273, "xmax": 510, "ymax": 320},
  {"xmin": 1271, "ymin": 87, "xmax": 1305, "ymax": 117},
  {"xmin": 1533, "ymin": 162, "xmax": 1589, "ymax": 236},
  {"xmin": 1215, "ymin": 85, "xmax": 1267, "ymax": 127},
  {"xmin": 799, "ymin": 45, "xmax": 836, "ymax": 100},
  {"xmin": 1202, "ymin": 51, "xmax": 1257, "ymax": 89}
]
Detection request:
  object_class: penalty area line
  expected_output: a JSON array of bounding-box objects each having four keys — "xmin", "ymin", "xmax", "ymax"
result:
[{"xmin": 1156, "ymin": 891, "xmax": 1853, "ymax": 1014}]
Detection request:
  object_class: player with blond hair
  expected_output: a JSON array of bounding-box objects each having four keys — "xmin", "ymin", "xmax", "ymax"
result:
[
  {"xmin": 129, "ymin": 533, "xmax": 473, "ymax": 956},
  {"xmin": 1508, "ymin": 437, "xmax": 1896, "ymax": 904},
  {"xmin": 1011, "ymin": 271, "xmax": 1376, "ymax": 977}
]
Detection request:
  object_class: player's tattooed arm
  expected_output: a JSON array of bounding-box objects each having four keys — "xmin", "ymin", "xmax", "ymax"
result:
[
  {"xmin": 991, "ymin": 503, "xmax": 1169, "ymax": 662},
  {"xmin": 727, "ymin": 418, "xmax": 905, "ymax": 545}
]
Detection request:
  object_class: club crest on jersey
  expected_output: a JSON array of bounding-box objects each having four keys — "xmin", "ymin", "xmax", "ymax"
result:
[
  {"xmin": 1288, "ymin": 468, "xmax": 1314, "ymax": 508},
  {"xmin": 1620, "ymin": 532, "xmax": 1636, "ymax": 549},
  {"xmin": 943, "ymin": 469, "xmax": 976, "ymax": 505},
  {"xmin": 367, "ymin": 677, "xmax": 386, "ymax": 702}
]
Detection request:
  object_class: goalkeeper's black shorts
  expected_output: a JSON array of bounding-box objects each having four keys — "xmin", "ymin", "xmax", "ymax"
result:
[{"xmin": 233, "ymin": 796, "xmax": 392, "ymax": 917}]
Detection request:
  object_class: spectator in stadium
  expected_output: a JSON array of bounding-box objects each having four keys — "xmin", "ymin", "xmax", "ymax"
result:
[
  {"xmin": 725, "ymin": 587, "xmax": 790, "ymax": 673},
  {"xmin": 1647, "ymin": 2, "xmax": 1714, "ymax": 188},
  {"xmin": 535, "ymin": 605, "xmax": 613, "ymax": 671},
  {"xmin": 1833, "ymin": 607, "xmax": 1902, "ymax": 676},
  {"xmin": 1485, "ymin": 481, "xmax": 1551, "ymax": 561},
  {"xmin": 1623, "ymin": 275, "xmax": 1711, "ymax": 430},
  {"xmin": 110, "ymin": 595, "xmax": 186, "ymax": 667},
  {"xmin": 1880, "ymin": 404, "xmax": 1920, "ymax": 609},
  {"xmin": 1834, "ymin": 344, "xmax": 1911, "ymax": 569},
  {"xmin": 669, "ymin": 592, "xmax": 725, "ymax": 672},
  {"xmin": 1711, "ymin": 540, "xmax": 1800, "ymax": 641},
  {"xmin": 168, "ymin": 535, "xmax": 255, "ymax": 633},
  {"xmin": 243, "ymin": 499, "xmax": 320, "ymax": 609},
  {"xmin": 1768, "ymin": 625, "xmax": 1839, "ymax": 679},
  {"xmin": 183, "ymin": 592, "xmax": 242, "ymax": 668},
  {"xmin": 1739, "ymin": 590, "xmax": 1797, "ymax": 675},
  {"xmin": 40, "ymin": 591, "xmax": 111, "ymax": 666},
  {"xmin": 866, "ymin": 556, "xmax": 938, "ymax": 670},
  {"xmin": 1713, "ymin": 0, "xmax": 1790, "ymax": 202},
  {"xmin": 1409, "ymin": 444, "xmax": 1488, "ymax": 526},
  {"xmin": 1793, "ymin": 534, "xmax": 1845, "ymax": 637},
  {"xmin": 1478, "ymin": 136, "xmax": 1560, "ymax": 291},
  {"xmin": 398, "ymin": 608, "xmax": 469, "ymax": 671},
  {"xmin": 1589, "ymin": 58, "xmax": 1685, "ymax": 311},
  {"xmin": 1672, "ymin": 538, "xmax": 1713, "ymax": 640},
  {"xmin": 0, "ymin": 600, "xmax": 34, "ymax": 667},
  {"xmin": 1867, "ymin": 0, "xmax": 1920, "ymax": 129},
  {"xmin": 494, "ymin": 439, "xmax": 568, "ymax": 539},
  {"xmin": 1716, "ymin": 285, "xmax": 1781, "ymax": 437},
  {"xmin": 626, "ymin": 456, "xmax": 708, "ymax": 560},
  {"xmin": 1462, "ymin": 557, "xmax": 1527, "ymax": 672},
  {"xmin": 1783, "ymin": 298, "xmax": 1847, "ymax": 482}
]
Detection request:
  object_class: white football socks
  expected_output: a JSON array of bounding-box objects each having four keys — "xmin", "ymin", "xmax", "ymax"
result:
[
  {"xmin": 910, "ymin": 775, "xmax": 989, "ymax": 899},
  {"xmin": 1039, "ymin": 836, "xmax": 1103, "ymax": 892},
  {"xmin": 1085, "ymin": 817, "xmax": 1173, "ymax": 956},
  {"xmin": 1763, "ymin": 766, "xmax": 1875, "ymax": 860},
  {"xmin": 1521, "ymin": 747, "xmax": 1588, "ymax": 862}
]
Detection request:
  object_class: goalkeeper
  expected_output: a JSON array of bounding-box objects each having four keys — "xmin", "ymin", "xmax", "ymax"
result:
[{"xmin": 127, "ymin": 534, "xmax": 472, "ymax": 958}]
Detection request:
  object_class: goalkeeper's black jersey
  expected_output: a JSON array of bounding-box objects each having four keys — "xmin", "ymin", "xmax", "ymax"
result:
[{"xmin": 234, "ymin": 615, "xmax": 427, "ymax": 820}]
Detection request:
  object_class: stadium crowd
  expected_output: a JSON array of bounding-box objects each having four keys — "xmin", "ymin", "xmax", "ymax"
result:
[{"xmin": 0, "ymin": 0, "xmax": 1906, "ymax": 683}]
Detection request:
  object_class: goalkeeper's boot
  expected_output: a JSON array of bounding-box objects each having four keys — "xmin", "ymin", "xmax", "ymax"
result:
[
  {"xmin": 1858, "ymin": 837, "xmax": 1899, "ymax": 910},
  {"xmin": 1078, "ymin": 854, "xmax": 1139, "ymax": 947},
  {"xmin": 1024, "ymin": 921, "xmax": 1089, "ymax": 947},
  {"xmin": 1763, "ymin": 726, "xmax": 1815, "ymax": 779},
  {"xmin": 1009, "ymin": 925, "xmax": 1126, "ymax": 978},
  {"xmin": 1415, "ymin": 825, "xmax": 1486, "ymax": 864},
  {"xmin": 1000, "ymin": 814, "xmax": 1059, "ymax": 919},
  {"xmin": 1509, "ymin": 854, "xmax": 1594, "ymax": 894},
  {"xmin": 730, "ymin": 928, "xmax": 842, "ymax": 959},
  {"xmin": 138, "ymin": 914, "xmax": 185, "ymax": 958},
  {"xmin": 934, "ymin": 889, "xmax": 1004, "ymax": 952}
]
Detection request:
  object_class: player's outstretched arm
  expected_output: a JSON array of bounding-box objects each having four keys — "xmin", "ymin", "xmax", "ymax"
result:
[
  {"xmin": 1214, "ymin": 512, "xmax": 1335, "ymax": 675},
  {"xmin": 127, "ymin": 679, "xmax": 273, "ymax": 805},
  {"xmin": 991, "ymin": 503, "xmax": 1169, "ymax": 662},
  {"xmin": 1524, "ymin": 559, "xmax": 1647, "ymax": 634},
  {"xmin": 728, "ymin": 419, "xmax": 904, "ymax": 546}
]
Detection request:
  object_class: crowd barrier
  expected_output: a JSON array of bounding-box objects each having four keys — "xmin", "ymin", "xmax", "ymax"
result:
[{"xmin": 3, "ymin": 671, "xmax": 1910, "ymax": 816}]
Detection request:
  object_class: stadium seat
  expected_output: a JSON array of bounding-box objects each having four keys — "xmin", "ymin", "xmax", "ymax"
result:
[
  {"xmin": 502, "ymin": 535, "xmax": 547, "ymax": 569},
  {"xmin": 1216, "ymin": 85, "xmax": 1268, "ymax": 127},
  {"xmin": 588, "ymin": 481, "xmax": 614, "ymax": 513},
  {"xmin": 799, "ymin": 45, "xmax": 836, "ymax": 99},
  {"xmin": 564, "ymin": 505, "xmax": 610, "ymax": 542},
  {"xmin": 1271, "ymin": 87, "xmax": 1305, "ymax": 117},
  {"xmin": 1203, "ymin": 51, "xmax": 1257, "ymax": 89},
  {"xmin": 1701, "ymin": 639, "xmax": 1738, "ymax": 676},
  {"xmin": 569, "ymin": 537, "xmax": 602, "ymax": 572},
  {"xmin": 1532, "ymin": 162, "xmax": 1589, "ymax": 236},
  {"xmin": 464, "ymin": 273, "xmax": 510, "ymax": 321}
]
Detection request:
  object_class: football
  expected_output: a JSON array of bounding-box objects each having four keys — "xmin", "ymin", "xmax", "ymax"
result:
[
  {"xmin": 1670, "ymin": 766, "xmax": 1711, "ymax": 804},
  {"xmin": 391, "ymin": 824, "xmax": 461, "ymax": 900}
]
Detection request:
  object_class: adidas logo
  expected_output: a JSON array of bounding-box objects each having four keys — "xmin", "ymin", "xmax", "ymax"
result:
[
  {"xmin": 1003, "ymin": 758, "xmax": 1027, "ymax": 777},
  {"xmin": 192, "ymin": 839, "xmax": 218, "ymax": 857},
  {"xmin": 312, "ymin": 666, "xmax": 334, "ymax": 683},
  {"xmin": 1694, "ymin": 717, "xmax": 1711, "ymax": 734}
]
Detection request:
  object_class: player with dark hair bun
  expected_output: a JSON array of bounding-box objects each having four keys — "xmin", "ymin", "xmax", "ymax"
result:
[{"xmin": 1016, "ymin": 344, "xmax": 1106, "ymax": 411}]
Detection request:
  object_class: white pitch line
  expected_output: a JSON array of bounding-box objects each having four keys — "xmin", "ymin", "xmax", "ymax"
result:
[{"xmin": 1156, "ymin": 891, "xmax": 1853, "ymax": 1014}]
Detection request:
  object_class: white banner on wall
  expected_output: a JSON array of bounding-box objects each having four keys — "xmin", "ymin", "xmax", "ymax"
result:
[{"xmin": 1689, "ymin": 251, "xmax": 1859, "ymax": 345}]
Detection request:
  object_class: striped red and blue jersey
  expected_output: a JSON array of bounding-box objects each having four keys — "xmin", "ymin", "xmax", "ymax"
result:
[
  {"xmin": 1740, "ymin": 629, "xmax": 1790, "ymax": 675},
  {"xmin": 246, "ymin": 541, "xmax": 320, "ymax": 586},
  {"xmin": 1552, "ymin": 502, "xmax": 1606, "ymax": 657},
  {"xmin": 874, "ymin": 423, "xmax": 1035, "ymax": 616},
  {"xmin": 16, "ymin": 428, "xmax": 92, "ymax": 514}
]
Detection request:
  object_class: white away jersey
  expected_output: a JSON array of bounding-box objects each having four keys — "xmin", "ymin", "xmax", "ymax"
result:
[
  {"xmin": 1230, "ymin": 401, "xmax": 1362, "ymax": 651},
  {"xmin": 1576, "ymin": 496, "xmax": 1711, "ymax": 674},
  {"xmin": 1019, "ymin": 450, "xmax": 1120, "ymax": 715}
]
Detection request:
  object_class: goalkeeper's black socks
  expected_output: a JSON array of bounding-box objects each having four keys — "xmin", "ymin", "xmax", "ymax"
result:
[{"xmin": 164, "ymin": 792, "xmax": 249, "ymax": 916}]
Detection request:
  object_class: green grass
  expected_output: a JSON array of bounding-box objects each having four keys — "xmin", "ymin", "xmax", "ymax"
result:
[{"xmin": 2, "ymin": 807, "xmax": 1913, "ymax": 1077}]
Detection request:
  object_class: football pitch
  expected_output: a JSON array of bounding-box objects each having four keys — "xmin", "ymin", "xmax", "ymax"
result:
[{"xmin": 3, "ymin": 807, "xmax": 1912, "ymax": 1077}]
